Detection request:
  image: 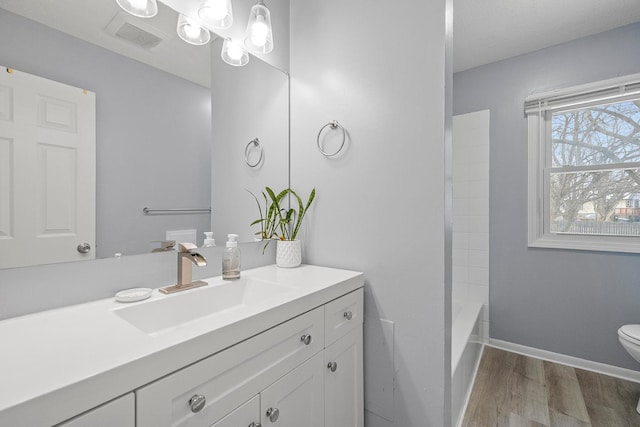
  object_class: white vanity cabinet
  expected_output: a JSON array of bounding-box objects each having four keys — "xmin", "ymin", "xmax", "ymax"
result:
[
  {"xmin": 136, "ymin": 307, "xmax": 324, "ymax": 427},
  {"xmin": 55, "ymin": 393, "xmax": 134, "ymax": 427},
  {"xmin": 136, "ymin": 288, "xmax": 363, "ymax": 427},
  {"xmin": 0, "ymin": 265, "xmax": 365, "ymax": 427}
]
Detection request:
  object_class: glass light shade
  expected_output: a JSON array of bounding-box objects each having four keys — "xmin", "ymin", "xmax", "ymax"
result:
[
  {"xmin": 177, "ymin": 14, "xmax": 211, "ymax": 46},
  {"xmin": 115, "ymin": 0, "xmax": 158, "ymax": 18},
  {"xmin": 221, "ymin": 38, "xmax": 249, "ymax": 66},
  {"xmin": 198, "ymin": 0, "xmax": 233, "ymax": 29},
  {"xmin": 243, "ymin": 0, "xmax": 274, "ymax": 54}
]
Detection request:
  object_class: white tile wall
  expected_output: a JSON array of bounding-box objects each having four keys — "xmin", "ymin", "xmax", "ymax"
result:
[{"xmin": 452, "ymin": 110, "xmax": 490, "ymax": 342}]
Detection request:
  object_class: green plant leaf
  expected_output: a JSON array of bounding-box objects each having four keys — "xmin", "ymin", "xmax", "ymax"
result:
[{"xmin": 291, "ymin": 188, "xmax": 315, "ymax": 240}]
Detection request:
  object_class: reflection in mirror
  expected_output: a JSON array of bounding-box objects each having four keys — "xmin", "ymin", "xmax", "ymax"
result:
[
  {"xmin": 0, "ymin": 0, "xmax": 289, "ymax": 269},
  {"xmin": 210, "ymin": 36, "xmax": 289, "ymax": 243},
  {"xmin": 0, "ymin": 67, "xmax": 97, "ymax": 269}
]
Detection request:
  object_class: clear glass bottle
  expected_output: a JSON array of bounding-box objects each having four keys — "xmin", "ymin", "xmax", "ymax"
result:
[{"xmin": 222, "ymin": 234, "xmax": 240, "ymax": 279}]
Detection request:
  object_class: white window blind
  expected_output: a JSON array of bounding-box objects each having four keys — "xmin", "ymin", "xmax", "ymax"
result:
[{"xmin": 524, "ymin": 73, "xmax": 640, "ymax": 114}]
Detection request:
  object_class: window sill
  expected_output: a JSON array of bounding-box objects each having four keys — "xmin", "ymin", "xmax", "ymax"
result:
[{"xmin": 528, "ymin": 234, "xmax": 640, "ymax": 254}]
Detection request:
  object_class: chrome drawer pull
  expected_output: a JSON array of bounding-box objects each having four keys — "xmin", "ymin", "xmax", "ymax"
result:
[
  {"xmin": 266, "ymin": 407, "xmax": 280, "ymax": 422},
  {"xmin": 343, "ymin": 311, "xmax": 353, "ymax": 320},
  {"xmin": 300, "ymin": 334, "xmax": 312, "ymax": 345},
  {"xmin": 249, "ymin": 423, "xmax": 262, "ymax": 427},
  {"xmin": 188, "ymin": 394, "xmax": 206, "ymax": 413},
  {"xmin": 328, "ymin": 361, "xmax": 338, "ymax": 372}
]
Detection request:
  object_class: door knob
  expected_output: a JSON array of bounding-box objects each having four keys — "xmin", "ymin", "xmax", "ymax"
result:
[
  {"xmin": 189, "ymin": 394, "xmax": 206, "ymax": 413},
  {"xmin": 343, "ymin": 311, "xmax": 353, "ymax": 320},
  {"xmin": 328, "ymin": 361, "xmax": 338, "ymax": 372},
  {"xmin": 266, "ymin": 407, "xmax": 280, "ymax": 422},
  {"xmin": 77, "ymin": 243, "xmax": 91, "ymax": 254}
]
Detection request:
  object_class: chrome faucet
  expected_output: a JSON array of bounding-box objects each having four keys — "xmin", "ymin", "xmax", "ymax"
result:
[{"xmin": 160, "ymin": 243, "xmax": 208, "ymax": 294}]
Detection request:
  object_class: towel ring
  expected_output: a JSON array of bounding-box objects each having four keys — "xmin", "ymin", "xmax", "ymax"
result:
[
  {"xmin": 317, "ymin": 120, "xmax": 346, "ymax": 157},
  {"xmin": 244, "ymin": 138, "xmax": 263, "ymax": 168}
]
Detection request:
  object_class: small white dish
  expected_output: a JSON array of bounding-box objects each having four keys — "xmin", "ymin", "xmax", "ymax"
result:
[{"xmin": 115, "ymin": 288, "xmax": 153, "ymax": 303}]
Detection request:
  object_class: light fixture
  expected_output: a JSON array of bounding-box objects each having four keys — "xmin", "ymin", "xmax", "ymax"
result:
[
  {"xmin": 115, "ymin": 0, "xmax": 158, "ymax": 18},
  {"xmin": 221, "ymin": 38, "xmax": 249, "ymax": 66},
  {"xmin": 177, "ymin": 14, "xmax": 211, "ymax": 46},
  {"xmin": 198, "ymin": 0, "xmax": 233, "ymax": 29},
  {"xmin": 244, "ymin": 0, "xmax": 273, "ymax": 54}
]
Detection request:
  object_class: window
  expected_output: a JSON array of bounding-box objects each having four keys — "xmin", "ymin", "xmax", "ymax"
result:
[{"xmin": 526, "ymin": 74, "xmax": 640, "ymax": 252}]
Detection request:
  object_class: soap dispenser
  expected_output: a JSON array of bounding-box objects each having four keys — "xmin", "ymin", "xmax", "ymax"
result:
[
  {"xmin": 203, "ymin": 232, "xmax": 216, "ymax": 247},
  {"xmin": 222, "ymin": 234, "xmax": 240, "ymax": 279}
]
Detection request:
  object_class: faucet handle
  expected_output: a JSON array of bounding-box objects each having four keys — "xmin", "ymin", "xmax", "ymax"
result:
[{"xmin": 178, "ymin": 242, "xmax": 198, "ymax": 252}]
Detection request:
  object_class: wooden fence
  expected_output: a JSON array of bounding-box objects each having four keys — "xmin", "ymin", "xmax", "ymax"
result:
[{"xmin": 551, "ymin": 221, "xmax": 640, "ymax": 236}]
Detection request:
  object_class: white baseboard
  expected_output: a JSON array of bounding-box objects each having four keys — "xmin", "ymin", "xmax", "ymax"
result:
[{"xmin": 489, "ymin": 339, "xmax": 640, "ymax": 383}]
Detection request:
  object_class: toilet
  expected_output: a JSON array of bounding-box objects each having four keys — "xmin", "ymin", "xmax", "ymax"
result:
[{"xmin": 618, "ymin": 324, "xmax": 640, "ymax": 414}]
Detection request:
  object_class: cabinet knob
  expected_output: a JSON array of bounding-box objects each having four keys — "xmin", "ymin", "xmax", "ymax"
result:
[
  {"xmin": 266, "ymin": 407, "xmax": 280, "ymax": 422},
  {"xmin": 328, "ymin": 361, "xmax": 338, "ymax": 372},
  {"xmin": 300, "ymin": 334, "xmax": 312, "ymax": 345},
  {"xmin": 249, "ymin": 423, "xmax": 262, "ymax": 427},
  {"xmin": 343, "ymin": 311, "xmax": 353, "ymax": 320},
  {"xmin": 188, "ymin": 394, "xmax": 206, "ymax": 413}
]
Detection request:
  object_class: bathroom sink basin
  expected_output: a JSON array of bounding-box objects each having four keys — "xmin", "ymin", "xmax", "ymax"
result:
[{"xmin": 113, "ymin": 278, "xmax": 294, "ymax": 335}]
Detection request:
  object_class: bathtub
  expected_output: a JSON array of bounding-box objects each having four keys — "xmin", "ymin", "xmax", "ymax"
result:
[{"xmin": 451, "ymin": 300, "xmax": 484, "ymax": 427}]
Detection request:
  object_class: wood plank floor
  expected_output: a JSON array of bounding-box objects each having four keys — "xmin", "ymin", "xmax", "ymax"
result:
[{"xmin": 462, "ymin": 347, "xmax": 640, "ymax": 427}]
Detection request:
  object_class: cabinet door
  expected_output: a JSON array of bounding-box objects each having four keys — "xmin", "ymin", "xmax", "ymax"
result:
[
  {"xmin": 212, "ymin": 395, "xmax": 260, "ymax": 427},
  {"xmin": 260, "ymin": 352, "xmax": 324, "ymax": 427},
  {"xmin": 56, "ymin": 393, "xmax": 134, "ymax": 427},
  {"xmin": 324, "ymin": 327, "xmax": 364, "ymax": 427}
]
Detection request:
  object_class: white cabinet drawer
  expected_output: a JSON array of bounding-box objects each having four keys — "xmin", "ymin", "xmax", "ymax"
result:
[
  {"xmin": 324, "ymin": 288, "xmax": 363, "ymax": 346},
  {"xmin": 136, "ymin": 307, "xmax": 324, "ymax": 427},
  {"xmin": 55, "ymin": 393, "xmax": 134, "ymax": 427}
]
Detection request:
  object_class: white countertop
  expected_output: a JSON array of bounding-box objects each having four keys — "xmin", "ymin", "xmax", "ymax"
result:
[{"xmin": 0, "ymin": 264, "xmax": 363, "ymax": 426}]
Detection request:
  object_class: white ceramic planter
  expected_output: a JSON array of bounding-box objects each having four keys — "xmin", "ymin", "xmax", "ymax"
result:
[{"xmin": 276, "ymin": 240, "xmax": 302, "ymax": 268}]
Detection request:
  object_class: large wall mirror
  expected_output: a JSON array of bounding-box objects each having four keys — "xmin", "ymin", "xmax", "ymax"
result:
[{"xmin": 0, "ymin": 0, "xmax": 289, "ymax": 269}]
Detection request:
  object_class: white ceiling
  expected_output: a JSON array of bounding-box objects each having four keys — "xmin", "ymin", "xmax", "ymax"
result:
[
  {"xmin": 1, "ymin": 0, "xmax": 639, "ymax": 83},
  {"xmin": 454, "ymin": 0, "xmax": 640, "ymax": 73}
]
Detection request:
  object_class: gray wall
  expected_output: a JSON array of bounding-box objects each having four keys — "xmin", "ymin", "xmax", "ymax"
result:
[
  {"xmin": 0, "ymin": 9, "xmax": 211, "ymax": 259},
  {"xmin": 289, "ymin": 0, "xmax": 451, "ymax": 426},
  {"xmin": 453, "ymin": 22, "xmax": 640, "ymax": 369}
]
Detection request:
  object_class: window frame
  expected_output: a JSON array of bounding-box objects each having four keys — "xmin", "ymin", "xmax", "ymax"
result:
[{"xmin": 527, "ymin": 73, "xmax": 640, "ymax": 253}]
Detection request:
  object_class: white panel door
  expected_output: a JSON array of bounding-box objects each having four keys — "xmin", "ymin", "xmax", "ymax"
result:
[
  {"xmin": 260, "ymin": 352, "xmax": 324, "ymax": 427},
  {"xmin": 0, "ymin": 66, "xmax": 95, "ymax": 268}
]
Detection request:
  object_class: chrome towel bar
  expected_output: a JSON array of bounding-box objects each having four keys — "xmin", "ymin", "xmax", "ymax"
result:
[{"xmin": 143, "ymin": 207, "xmax": 211, "ymax": 214}]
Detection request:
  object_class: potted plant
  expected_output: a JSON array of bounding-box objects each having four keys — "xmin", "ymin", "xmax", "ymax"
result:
[{"xmin": 249, "ymin": 187, "xmax": 315, "ymax": 268}]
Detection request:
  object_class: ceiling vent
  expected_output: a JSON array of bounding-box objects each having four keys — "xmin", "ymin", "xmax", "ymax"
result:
[{"xmin": 105, "ymin": 12, "xmax": 169, "ymax": 51}]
